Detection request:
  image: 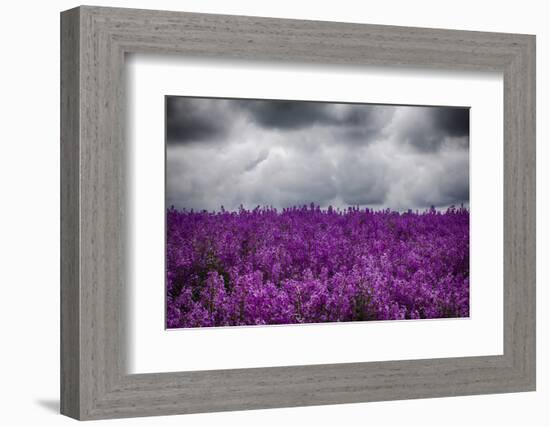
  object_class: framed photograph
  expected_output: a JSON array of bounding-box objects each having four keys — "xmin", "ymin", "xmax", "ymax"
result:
[
  {"xmin": 60, "ymin": 6, "xmax": 536, "ymax": 420},
  {"xmin": 164, "ymin": 96, "xmax": 471, "ymax": 329}
]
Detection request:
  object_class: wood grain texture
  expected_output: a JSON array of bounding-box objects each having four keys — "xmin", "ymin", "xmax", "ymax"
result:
[
  {"xmin": 60, "ymin": 5, "xmax": 536, "ymax": 420},
  {"xmin": 60, "ymin": 7, "xmax": 80, "ymax": 419}
]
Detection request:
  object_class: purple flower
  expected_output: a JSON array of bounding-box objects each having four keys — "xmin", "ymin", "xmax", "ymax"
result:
[{"xmin": 166, "ymin": 205, "xmax": 469, "ymax": 328}]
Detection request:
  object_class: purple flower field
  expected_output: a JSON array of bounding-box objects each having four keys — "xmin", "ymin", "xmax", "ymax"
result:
[{"xmin": 166, "ymin": 205, "xmax": 469, "ymax": 328}]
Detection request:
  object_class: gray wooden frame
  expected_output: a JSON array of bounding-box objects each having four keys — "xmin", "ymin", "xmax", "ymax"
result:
[{"xmin": 60, "ymin": 5, "xmax": 536, "ymax": 420}]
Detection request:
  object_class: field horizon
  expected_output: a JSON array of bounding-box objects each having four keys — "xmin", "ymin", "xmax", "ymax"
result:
[{"xmin": 167, "ymin": 203, "xmax": 469, "ymax": 214}]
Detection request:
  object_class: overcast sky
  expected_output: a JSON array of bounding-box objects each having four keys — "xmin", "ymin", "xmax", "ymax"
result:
[{"xmin": 166, "ymin": 96, "xmax": 469, "ymax": 211}]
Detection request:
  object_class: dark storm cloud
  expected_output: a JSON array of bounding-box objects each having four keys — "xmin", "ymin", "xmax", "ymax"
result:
[
  {"xmin": 166, "ymin": 97, "xmax": 470, "ymax": 211},
  {"xmin": 237, "ymin": 99, "xmax": 392, "ymax": 143},
  {"xmin": 433, "ymin": 108, "xmax": 470, "ymax": 137},
  {"xmin": 237, "ymin": 100, "xmax": 331, "ymax": 129},
  {"xmin": 394, "ymin": 106, "xmax": 470, "ymax": 152},
  {"xmin": 166, "ymin": 97, "xmax": 232, "ymax": 145},
  {"xmin": 237, "ymin": 100, "xmax": 372, "ymax": 128}
]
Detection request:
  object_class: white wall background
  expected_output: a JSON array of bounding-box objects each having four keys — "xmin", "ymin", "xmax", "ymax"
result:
[{"xmin": 0, "ymin": 0, "xmax": 546, "ymax": 425}]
